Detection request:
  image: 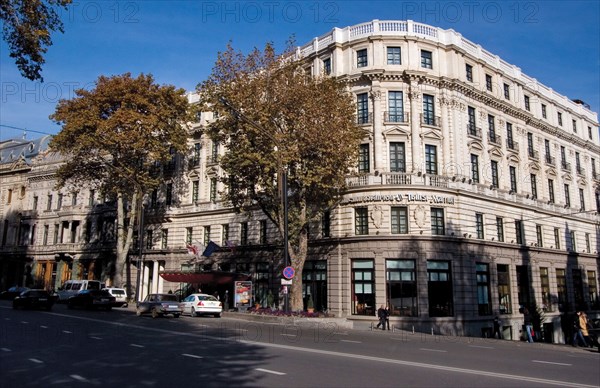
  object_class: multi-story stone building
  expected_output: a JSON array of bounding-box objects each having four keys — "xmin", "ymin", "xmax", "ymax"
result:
[{"xmin": 1, "ymin": 20, "xmax": 598, "ymax": 342}]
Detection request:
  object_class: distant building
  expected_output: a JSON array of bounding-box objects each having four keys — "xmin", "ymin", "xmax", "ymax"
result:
[{"xmin": 1, "ymin": 20, "xmax": 598, "ymax": 342}]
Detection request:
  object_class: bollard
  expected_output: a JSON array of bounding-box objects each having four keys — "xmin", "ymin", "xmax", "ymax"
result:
[
  {"xmin": 370, "ymin": 321, "xmax": 374, "ymax": 331},
  {"xmin": 431, "ymin": 327, "xmax": 434, "ymax": 336},
  {"xmin": 412, "ymin": 326, "xmax": 415, "ymax": 334}
]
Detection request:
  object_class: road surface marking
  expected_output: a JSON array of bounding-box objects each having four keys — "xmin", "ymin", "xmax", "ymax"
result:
[
  {"xmin": 130, "ymin": 343, "xmax": 144, "ymax": 348},
  {"xmin": 469, "ymin": 345, "xmax": 494, "ymax": 349},
  {"xmin": 420, "ymin": 348, "xmax": 448, "ymax": 353},
  {"xmin": 281, "ymin": 333, "xmax": 296, "ymax": 337},
  {"xmin": 182, "ymin": 353, "xmax": 203, "ymax": 359},
  {"xmin": 21, "ymin": 321, "xmax": 28, "ymax": 324},
  {"xmin": 256, "ymin": 368, "xmax": 286, "ymax": 376},
  {"xmin": 70, "ymin": 375, "xmax": 89, "ymax": 382},
  {"xmin": 532, "ymin": 360, "xmax": 572, "ymax": 366},
  {"xmin": 90, "ymin": 336, "xmax": 102, "ymax": 340},
  {"xmin": 62, "ymin": 330, "xmax": 72, "ymax": 334},
  {"xmin": 29, "ymin": 358, "xmax": 43, "ymax": 364},
  {"xmin": 40, "ymin": 325, "xmax": 48, "ymax": 329},
  {"xmin": 341, "ymin": 340, "xmax": 362, "ymax": 344},
  {"xmin": 1, "ymin": 348, "xmax": 11, "ymax": 352}
]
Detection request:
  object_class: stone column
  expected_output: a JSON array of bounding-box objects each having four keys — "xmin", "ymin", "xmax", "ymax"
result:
[
  {"xmin": 152, "ymin": 260, "xmax": 159, "ymax": 294},
  {"xmin": 371, "ymin": 85, "xmax": 382, "ymax": 172},
  {"xmin": 409, "ymin": 81, "xmax": 421, "ymax": 173}
]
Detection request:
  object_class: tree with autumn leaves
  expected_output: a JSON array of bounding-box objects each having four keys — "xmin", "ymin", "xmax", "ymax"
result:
[
  {"xmin": 50, "ymin": 73, "xmax": 191, "ymax": 294},
  {"xmin": 199, "ymin": 43, "xmax": 365, "ymax": 311}
]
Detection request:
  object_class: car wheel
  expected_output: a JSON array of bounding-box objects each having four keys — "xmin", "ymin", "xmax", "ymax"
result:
[
  {"xmin": 151, "ymin": 308, "xmax": 159, "ymax": 319},
  {"xmin": 190, "ymin": 307, "xmax": 196, "ymax": 317},
  {"xmin": 136, "ymin": 308, "xmax": 142, "ymax": 317},
  {"xmin": 173, "ymin": 314, "xmax": 180, "ymax": 318},
  {"xmin": 214, "ymin": 313, "xmax": 221, "ymax": 318}
]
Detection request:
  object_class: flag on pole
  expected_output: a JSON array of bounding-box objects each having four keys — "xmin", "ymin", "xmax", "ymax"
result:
[
  {"xmin": 186, "ymin": 243, "xmax": 199, "ymax": 256},
  {"xmin": 202, "ymin": 241, "xmax": 220, "ymax": 257},
  {"xmin": 225, "ymin": 240, "xmax": 237, "ymax": 254}
]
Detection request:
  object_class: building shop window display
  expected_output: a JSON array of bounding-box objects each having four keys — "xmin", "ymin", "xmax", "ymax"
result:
[
  {"xmin": 352, "ymin": 259, "xmax": 375, "ymax": 316},
  {"xmin": 386, "ymin": 259, "xmax": 417, "ymax": 317},
  {"xmin": 497, "ymin": 264, "xmax": 512, "ymax": 314},
  {"xmin": 427, "ymin": 261, "xmax": 453, "ymax": 317},
  {"xmin": 476, "ymin": 263, "xmax": 492, "ymax": 316},
  {"xmin": 254, "ymin": 262, "xmax": 270, "ymax": 308},
  {"xmin": 302, "ymin": 261, "xmax": 327, "ymax": 312}
]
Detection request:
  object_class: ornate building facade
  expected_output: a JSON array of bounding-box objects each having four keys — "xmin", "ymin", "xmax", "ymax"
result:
[{"xmin": 1, "ymin": 20, "xmax": 599, "ymax": 342}]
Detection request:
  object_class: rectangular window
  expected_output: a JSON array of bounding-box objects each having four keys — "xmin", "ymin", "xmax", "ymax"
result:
[
  {"xmin": 524, "ymin": 95, "xmax": 530, "ymax": 111},
  {"xmin": 387, "ymin": 47, "xmax": 401, "ymax": 65},
  {"xmin": 467, "ymin": 106, "xmax": 476, "ymax": 135},
  {"xmin": 485, "ymin": 74, "xmax": 492, "ymax": 91},
  {"xmin": 509, "ymin": 166, "xmax": 517, "ymax": 192},
  {"xmin": 579, "ymin": 188, "xmax": 585, "ymax": 210},
  {"xmin": 515, "ymin": 220, "xmax": 524, "ymax": 245},
  {"xmin": 355, "ymin": 207, "xmax": 369, "ymax": 235},
  {"xmin": 496, "ymin": 217, "xmax": 504, "ymax": 242},
  {"xmin": 576, "ymin": 152, "xmax": 582, "ymax": 174},
  {"xmin": 544, "ymin": 139, "xmax": 552, "ymax": 164},
  {"xmin": 322, "ymin": 211, "xmax": 330, "ymax": 238},
  {"xmin": 323, "ymin": 57, "xmax": 331, "ymax": 75},
  {"xmin": 421, "ymin": 50, "xmax": 432, "ymax": 69},
  {"xmin": 259, "ymin": 220, "xmax": 267, "ymax": 244},
  {"xmin": 488, "ymin": 114, "xmax": 496, "ymax": 142},
  {"xmin": 6, "ymin": 189, "xmax": 12, "ymax": 204},
  {"xmin": 427, "ymin": 261, "xmax": 453, "ymax": 317},
  {"xmin": 422, "ymin": 94, "xmax": 435, "ymax": 126},
  {"xmin": 503, "ymin": 83, "xmax": 510, "ymax": 100},
  {"xmin": 585, "ymin": 233, "xmax": 590, "ymax": 253},
  {"xmin": 193, "ymin": 142, "xmax": 201, "ymax": 166},
  {"xmin": 536, "ymin": 225, "xmax": 543, "ymax": 247},
  {"xmin": 425, "ymin": 144, "xmax": 437, "ymax": 175},
  {"xmin": 430, "ymin": 207, "xmax": 445, "ymax": 235},
  {"xmin": 557, "ymin": 112, "xmax": 563, "ymax": 126},
  {"xmin": 240, "ymin": 222, "xmax": 248, "ymax": 245},
  {"xmin": 506, "ymin": 122, "xmax": 514, "ymax": 149},
  {"xmin": 43, "ymin": 225, "xmax": 49, "ymax": 246},
  {"xmin": 89, "ymin": 190, "xmax": 95, "ymax": 207},
  {"xmin": 33, "ymin": 196, "xmax": 38, "ymax": 211},
  {"xmin": 589, "ymin": 126, "xmax": 594, "ymax": 140},
  {"xmin": 386, "ymin": 260, "xmax": 417, "ymax": 317},
  {"xmin": 203, "ymin": 226, "xmax": 211, "ymax": 246},
  {"xmin": 352, "ymin": 260, "xmax": 375, "ymax": 316},
  {"xmin": 391, "ymin": 207, "xmax": 408, "ymax": 234},
  {"xmin": 556, "ymin": 268, "xmax": 567, "ymax": 312},
  {"xmin": 388, "ymin": 91, "xmax": 404, "ymax": 122},
  {"xmin": 222, "ymin": 224, "xmax": 229, "ymax": 242},
  {"xmin": 210, "ymin": 178, "xmax": 217, "ymax": 203},
  {"xmin": 541, "ymin": 104, "xmax": 547, "ymax": 119},
  {"xmin": 192, "ymin": 180, "xmax": 199, "ymax": 203},
  {"xmin": 491, "ymin": 161, "xmax": 499, "ymax": 188},
  {"xmin": 358, "ymin": 144, "xmax": 370, "ymax": 173},
  {"xmin": 357, "ymin": 93, "xmax": 369, "ymax": 124},
  {"xmin": 592, "ymin": 158, "xmax": 597, "ymax": 179},
  {"xmin": 475, "ymin": 213, "xmax": 484, "ymax": 239},
  {"xmin": 530, "ymin": 174, "xmax": 537, "ymax": 199},
  {"xmin": 465, "ymin": 63, "xmax": 473, "ymax": 82},
  {"xmin": 356, "ymin": 48, "xmax": 367, "ymax": 67},
  {"xmin": 554, "ymin": 228, "xmax": 561, "ymax": 249},
  {"xmin": 569, "ymin": 230, "xmax": 576, "ymax": 252},
  {"xmin": 57, "ymin": 193, "xmax": 63, "ymax": 210},
  {"xmin": 146, "ymin": 230, "xmax": 153, "ymax": 249},
  {"xmin": 53, "ymin": 224, "xmax": 59, "ymax": 244},
  {"xmin": 211, "ymin": 140, "xmax": 219, "ymax": 163},
  {"xmin": 185, "ymin": 227, "xmax": 193, "ymax": 245},
  {"xmin": 527, "ymin": 132, "xmax": 535, "ymax": 158},
  {"xmin": 497, "ymin": 264, "xmax": 512, "ymax": 314},
  {"xmin": 564, "ymin": 184, "xmax": 571, "ymax": 207},
  {"xmin": 471, "ymin": 154, "xmax": 479, "ymax": 183},
  {"xmin": 540, "ymin": 268, "xmax": 552, "ymax": 311},
  {"xmin": 166, "ymin": 183, "xmax": 173, "ymax": 206},
  {"xmin": 548, "ymin": 179, "xmax": 555, "ymax": 203},
  {"xmin": 161, "ymin": 229, "xmax": 168, "ymax": 249},
  {"xmin": 572, "ymin": 119, "xmax": 577, "ymax": 133},
  {"xmin": 588, "ymin": 271, "xmax": 599, "ymax": 309},
  {"xmin": 476, "ymin": 263, "xmax": 491, "ymax": 315},
  {"xmin": 389, "ymin": 142, "xmax": 406, "ymax": 172}
]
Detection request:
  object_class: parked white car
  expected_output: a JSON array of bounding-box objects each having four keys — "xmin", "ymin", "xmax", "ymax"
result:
[
  {"xmin": 102, "ymin": 287, "xmax": 128, "ymax": 307},
  {"xmin": 182, "ymin": 293, "xmax": 222, "ymax": 318}
]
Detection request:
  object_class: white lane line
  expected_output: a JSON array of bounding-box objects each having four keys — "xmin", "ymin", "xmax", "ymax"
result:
[
  {"xmin": 40, "ymin": 325, "xmax": 48, "ymax": 329},
  {"xmin": 281, "ymin": 334, "xmax": 296, "ymax": 337},
  {"xmin": 182, "ymin": 353, "xmax": 203, "ymax": 359},
  {"xmin": 469, "ymin": 345, "xmax": 494, "ymax": 349},
  {"xmin": 21, "ymin": 321, "xmax": 28, "ymax": 324},
  {"xmin": 420, "ymin": 348, "xmax": 448, "ymax": 353},
  {"xmin": 1, "ymin": 348, "xmax": 11, "ymax": 352},
  {"xmin": 130, "ymin": 344, "xmax": 144, "ymax": 348},
  {"xmin": 256, "ymin": 368, "xmax": 286, "ymax": 376},
  {"xmin": 70, "ymin": 375, "xmax": 89, "ymax": 382},
  {"xmin": 62, "ymin": 330, "xmax": 72, "ymax": 334},
  {"xmin": 3, "ymin": 318, "xmax": 9, "ymax": 321},
  {"xmin": 90, "ymin": 336, "xmax": 102, "ymax": 340},
  {"xmin": 341, "ymin": 340, "xmax": 362, "ymax": 344},
  {"xmin": 29, "ymin": 358, "xmax": 44, "ymax": 364},
  {"xmin": 532, "ymin": 360, "xmax": 572, "ymax": 366}
]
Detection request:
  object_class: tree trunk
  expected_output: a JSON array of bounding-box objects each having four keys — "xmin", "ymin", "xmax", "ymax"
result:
[{"xmin": 113, "ymin": 191, "xmax": 140, "ymax": 288}]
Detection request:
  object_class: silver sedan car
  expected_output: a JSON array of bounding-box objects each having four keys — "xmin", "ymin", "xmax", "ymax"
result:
[{"xmin": 182, "ymin": 293, "xmax": 222, "ymax": 318}]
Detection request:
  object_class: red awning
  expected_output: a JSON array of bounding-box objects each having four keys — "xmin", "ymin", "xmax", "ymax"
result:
[{"xmin": 159, "ymin": 271, "xmax": 251, "ymax": 285}]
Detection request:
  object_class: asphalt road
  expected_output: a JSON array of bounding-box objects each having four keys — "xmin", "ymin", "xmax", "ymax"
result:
[{"xmin": 1, "ymin": 301, "xmax": 598, "ymax": 388}]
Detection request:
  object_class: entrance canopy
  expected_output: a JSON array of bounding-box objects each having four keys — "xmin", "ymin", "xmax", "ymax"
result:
[{"xmin": 159, "ymin": 270, "xmax": 251, "ymax": 286}]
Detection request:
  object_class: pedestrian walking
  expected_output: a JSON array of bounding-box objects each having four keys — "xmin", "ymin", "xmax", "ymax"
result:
[
  {"xmin": 573, "ymin": 311, "xmax": 590, "ymax": 347},
  {"xmin": 522, "ymin": 307, "xmax": 534, "ymax": 343},
  {"xmin": 382, "ymin": 305, "xmax": 391, "ymax": 330},
  {"xmin": 376, "ymin": 305, "xmax": 385, "ymax": 330},
  {"xmin": 493, "ymin": 316, "xmax": 503, "ymax": 339}
]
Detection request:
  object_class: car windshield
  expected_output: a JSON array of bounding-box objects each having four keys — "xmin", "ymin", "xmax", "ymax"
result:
[
  {"xmin": 198, "ymin": 295, "xmax": 218, "ymax": 301},
  {"xmin": 28, "ymin": 291, "xmax": 48, "ymax": 297}
]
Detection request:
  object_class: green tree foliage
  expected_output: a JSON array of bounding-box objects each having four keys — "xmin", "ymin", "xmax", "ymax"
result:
[
  {"xmin": 50, "ymin": 73, "xmax": 191, "ymax": 291},
  {"xmin": 199, "ymin": 43, "xmax": 365, "ymax": 311},
  {"xmin": 1, "ymin": 0, "xmax": 72, "ymax": 81}
]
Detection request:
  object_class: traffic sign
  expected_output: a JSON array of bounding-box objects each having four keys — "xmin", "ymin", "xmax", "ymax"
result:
[
  {"xmin": 281, "ymin": 279, "xmax": 292, "ymax": 285},
  {"xmin": 282, "ymin": 266, "xmax": 295, "ymax": 279}
]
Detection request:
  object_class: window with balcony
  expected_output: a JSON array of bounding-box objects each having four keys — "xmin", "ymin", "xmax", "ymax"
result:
[
  {"xmin": 387, "ymin": 47, "xmax": 401, "ymax": 65},
  {"xmin": 471, "ymin": 154, "xmax": 479, "ymax": 183},
  {"xmin": 421, "ymin": 50, "xmax": 432, "ymax": 69},
  {"xmin": 430, "ymin": 207, "xmax": 445, "ymax": 235},
  {"xmin": 358, "ymin": 144, "xmax": 370, "ymax": 173},
  {"xmin": 425, "ymin": 144, "xmax": 437, "ymax": 175},
  {"xmin": 388, "ymin": 91, "xmax": 404, "ymax": 122},
  {"xmin": 391, "ymin": 207, "xmax": 408, "ymax": 234},
  {"xmin": 355, "ymin": 207, "xmax": 369, "ymax": 235},
  {"xmin": 356, "ymin": 48, "xmax": 367, "ymax": 67},
  {"xmin": 389, "ymin": 142, "xmax": 406, "ymax": 172}
]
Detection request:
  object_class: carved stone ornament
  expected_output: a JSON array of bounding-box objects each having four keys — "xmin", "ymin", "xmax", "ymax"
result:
[
  {"xmin": 414, "ymin": 205, "xmax": 426, "ymax": 228},
  {"xmin": 370, "ymin": 90, "xmax": 382, "ymax": 101},
  {"xmin": 371, "ymin": 204, "xmax": 383, "ymax": 229}
]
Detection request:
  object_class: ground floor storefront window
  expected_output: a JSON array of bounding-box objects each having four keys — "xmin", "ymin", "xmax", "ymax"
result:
[
  {"xmin": 352, "ymin": 259, "xmax": 374, "ymax": 315},
  {"xmin": 302, "ymin": 260, "xmax": 327, "ymax": 311},
  {"xmin": 386, "ymin": 259, "xmax": 417, "ymax": 316},
  {"xmin": 427, "ymin": 261, "xmax": 453, "ymax": 317}
]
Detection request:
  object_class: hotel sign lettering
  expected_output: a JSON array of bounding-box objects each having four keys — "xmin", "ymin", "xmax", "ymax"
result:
[{"xmin": 344, "ymin": 193, "xmax": 455, "ymax": 205}]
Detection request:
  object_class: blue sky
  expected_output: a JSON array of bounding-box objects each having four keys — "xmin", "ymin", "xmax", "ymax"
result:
[{"xmin": 1, "ymin": 0, "xmax": 599, "ymax": 141}]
